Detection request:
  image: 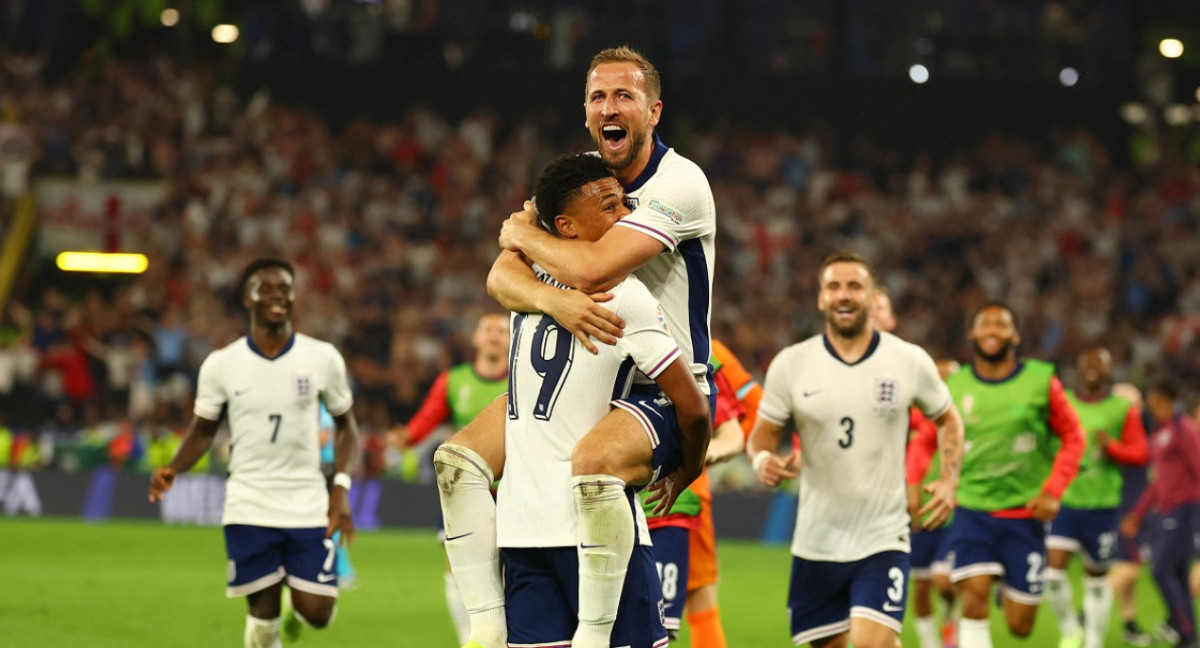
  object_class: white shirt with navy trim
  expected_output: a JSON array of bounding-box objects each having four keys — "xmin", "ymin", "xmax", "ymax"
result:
[
  {"xmin": 758, "ymin": 330, "xmax": 952, "ymax": 562},
  {"xmin": 194, "ymin": 333, "xmax": 353, "ymax": 528},
  {"xmin": 497, "ymin": 274, "xmax": 679, "ymax": 548}
]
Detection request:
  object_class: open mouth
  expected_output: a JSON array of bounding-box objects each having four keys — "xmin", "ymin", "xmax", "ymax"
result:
[
  {"xmin": 268, "ymin": 304, "xmax": 287, "ymax": 317},
  {"xmin": 601, "ymin": 124, "xmax": 628, "ymax": 149}
]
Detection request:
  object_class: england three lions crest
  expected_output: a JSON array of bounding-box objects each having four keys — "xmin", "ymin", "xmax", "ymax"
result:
[
  {"xmin": 874, "ymin": 377, "xmax": 898, "ymax": 414},
  {"xmin": 294, "ymin": 373, "xmax": 314, "ymax": 407}
]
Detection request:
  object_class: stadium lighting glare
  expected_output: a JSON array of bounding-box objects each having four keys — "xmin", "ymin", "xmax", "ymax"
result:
[
  {"xmin": 56, "ymin": 252, "xmax": 149, "ymax": 274},
  {"xmin": 1119, "ymin": 103, "xmax": 1148, "ymax": 125},
  {"xmin": 161, "ymin": 8, "xmax": 180, "ymax": 27},
  {"xmin": 1160, "ymin": 38, "xmax": 1184, "ymax": 59},
  {"xmin": 908, "ymin": 64, "xmax": 930, "ymax": 84},
  {"xmin": 1165, "ymin": 104, "xmax": 1192, "ymax": 126},
  {"xmin": 1059, "ymin": 67, "xmax": 1079, "ymax": 87},
  {"xmin": 212, "ymin": 24, "xmax": 239, "ymax": 44}
]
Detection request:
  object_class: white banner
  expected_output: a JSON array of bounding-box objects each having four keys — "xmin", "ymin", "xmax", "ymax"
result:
[{"xmin": 35, "ymin": 178, "xmax": 167, "ymax": 255}]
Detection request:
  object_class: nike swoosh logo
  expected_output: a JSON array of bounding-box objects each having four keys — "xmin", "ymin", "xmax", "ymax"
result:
[
  {"xmin": 803, "ymin": 390, "xmax": 823, "ymax": 397},
  {"xmin": 445, "ymin": 532, "xmax": 474, "ymax": 542},
  {"xmin": 580, "ymin": 543, "xmax": 607, "ymax": 549},
  {"xmin": 882, "ymin": 602, "xmax": 903, "ymax": 612},
  {"xmin": 317, "ymin": 573, "xmax": 336, "ymax": 583}
]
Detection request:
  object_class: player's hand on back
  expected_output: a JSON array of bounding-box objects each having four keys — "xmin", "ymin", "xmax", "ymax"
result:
[
  {"xmin": 751, "ymin": 449, "xmax": 800, "ymax": 489},
  {"xmin": 1025, "ymin": 491, "xmax": 1061, "ymax": 522},
  {"xmin": 148, "ymin": 467, "xmax": 176, "ymax": 502},
  {"xmin": 542, "ymin": 289, "xmax": 625, "ymax": 354},
  {"xmin": 918, "ymin": 479, "xmax": 957, "ymax": 530}
]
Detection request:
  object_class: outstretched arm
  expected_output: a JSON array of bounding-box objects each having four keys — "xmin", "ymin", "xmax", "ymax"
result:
[{"xmin": 148, "ymin": 415, "xmax": 220, "ymax": 502}]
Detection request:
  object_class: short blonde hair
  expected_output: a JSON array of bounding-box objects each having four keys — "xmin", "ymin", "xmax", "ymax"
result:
[{"xmin": 586, "ymin": 46, "xmax": 662, "ymax": 102}]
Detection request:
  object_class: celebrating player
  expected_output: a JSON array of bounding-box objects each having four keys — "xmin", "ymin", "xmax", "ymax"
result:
[
  {"xmin": 390, "ymin": 313, "xmax": 509, "ymax": 645},
  {"xmin": 946, "ymin": 301, "xmax": 1084, "ymax": 648},
  {"xmin": 149, "ymin": 258, "xmax": 359, "ymax": 648},
  {"xmin": 493, "ymin": 151, "xmax": 710, "ymax": 648},
  {"xmin": 435, "ymin": 45, "xmax": 716, "ymax": 648},
  {"xmin": 1043, "ymin": 347, "xmax": 1148, "ymax": 648},
  {"xmin": 747, "ymin": 252, "xmax": 965, "ymax": 648}
]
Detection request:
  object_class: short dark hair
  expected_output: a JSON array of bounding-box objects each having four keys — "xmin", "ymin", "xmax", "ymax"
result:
[
  {"xmin": 818, "ymin": 251, "xmax": 877, "ymax": 285},
  {"xmin": 239, "ymin": 258, "xmax": 295, "ymax": 298},
  {"xmin": 532, "ymin": 153, "xmax": 615, "ymax": 236},
  {"xmin": 1148, "ymin": 376, "xmax": 1180, "ymax": 401},
  {"xmin": 970, "ymin": 300, "xmax": 1019, "ymax": 330}
]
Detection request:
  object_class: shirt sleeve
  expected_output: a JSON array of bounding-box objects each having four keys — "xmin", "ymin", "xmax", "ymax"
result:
[
  {"xmin": 322, "ymin": 346, "xmax": 354, "ymax": 417},
  {"xmin": 193, "ymin": 351, "xmax": 226, "ymax": 422},
  {"xmin": 406, "ymin": 371, "xmax": 452, "ymax": 445},
  {"xmin": 757, "ymin": 349, "xmax": 794, "ymax": 427},
  {"xmin": 614, "ymin": 167, "xmax": 715, "ymax": 253},
  {"xmin": 1042, "ymin": 376, "xmax": 1085, "ymax": 499},
  {"xmin": 911, "ymin": 346, "xmax": 952, "ymax": 420},
  {"xmin": 1105, "ymin": 406, "xmax": 1150, "ymax": 466},
  {"xmin": 906, "ymin": 409, "xmax": 939, "ymax": 485},
  {"xmin": 612, "ymin": 280, "xmax": 682, "ymax": 380}
]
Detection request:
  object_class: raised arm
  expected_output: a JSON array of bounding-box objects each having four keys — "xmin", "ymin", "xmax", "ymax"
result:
[
  {"xmin": 486, "ymin": 250, "xmax": 625, "ymax": 354},
  {"xmin": 148, "ymin": 415, "xmax": 220, "ymax": 502}
]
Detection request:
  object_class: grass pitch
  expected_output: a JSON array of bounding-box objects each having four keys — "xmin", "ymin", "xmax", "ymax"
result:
[{"xmin": 4, "ymin": 517, "xmax": 1180, "ymax": 646}]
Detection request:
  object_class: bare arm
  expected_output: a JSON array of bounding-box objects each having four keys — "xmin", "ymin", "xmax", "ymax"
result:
[
  {"xmin": 746, "ymin": 416, "xmax": 799, "ymax": 488},
  {"xmin": 486, "ymin": 250, "xmax": 625, "ymax": 354},
  {"xmin": 705, "ymin": 419, "xmax": 746, "ymax": 465},
  {"xmin": 328, "ymin": 409, "xmax": 360, "ymax": 544},
  {"xmin": 644, "ymin": 359, "xmax": 712, "ymax": 515},
  {"xmin": 918, "ymin": 404, "xmax": 964, "ymax": 529},
  {"xmin": 148, "ymin": 415, "xmax": 220, "ymax": 501}
]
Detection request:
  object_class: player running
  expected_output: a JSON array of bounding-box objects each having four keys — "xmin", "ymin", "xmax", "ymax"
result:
[
  {"xmin": 149, "ymin": 258, "xmax": 359, "ymax": 648},
  {"xmin": 748, "ymin": 252, "xmax": 965, "ymax": 648}
]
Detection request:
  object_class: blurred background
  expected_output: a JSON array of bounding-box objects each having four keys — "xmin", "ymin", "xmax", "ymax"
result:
[{"xmin": 2, "ymin": 0, "xmax": 1200, "ymax": 502}]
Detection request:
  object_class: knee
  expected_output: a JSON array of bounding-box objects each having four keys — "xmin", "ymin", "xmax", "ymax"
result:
[
  {"xmin": 294, "ymin": 603, "xmax": 335, "ymax": 629},
  {"xmin": 571, "ymin": 440, "xmax": 612, "ymax": 477},
  {"xmin": 434, "ymin": 443, "xmax": 494, "ymax": 490},
  {"xmin": 1007, "ymin": 619, "xmax": 1034, "ymax": 638}
]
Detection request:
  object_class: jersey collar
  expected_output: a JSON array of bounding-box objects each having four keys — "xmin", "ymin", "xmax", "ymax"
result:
[
  {"xmin": 822, "ymin": 330, "xmax": 880, "ymax": 367},
  {"xmin": 969, "ymin": 360, "xmax": 1025, "ymax": 384},
  {"xmin": 247, "ymin": 332, "xmax": 295, "ymax": 361},
  {"xmin": 623, "ymin": 133, "xmax": 668, "ymax": 194}
]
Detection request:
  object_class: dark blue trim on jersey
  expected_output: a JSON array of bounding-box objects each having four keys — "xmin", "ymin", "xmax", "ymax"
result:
[
  {"xmin": 678, "ymin": 238, "xmax": 714, "ymax": 393},
  {"xmin": 246, "ymin": 333, "xmax": 296, "ymax": 361},
  {"xmin": 969, "ymin": 360, "xmax": 1026, "ymax": 384},
  {"xmin": 611, "ymin": 357, "xmax": 637, "ymax": 402},
  {"xmin": 623, "ymin": 133, "xmax": 669, "ymax": 194},
  {"xmin": 822, "ymin": 330, "xmax": 880, "ymax": 366}
]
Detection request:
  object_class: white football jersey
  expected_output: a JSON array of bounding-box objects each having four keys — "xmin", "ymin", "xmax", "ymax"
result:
[
  {"xmin": 194, "ymin": 333, "xmax": 353, "ymax": 528},
  {"xmin": 496, "ymin": 274, "xmax": 681, "ymax": 548},
  {"xmin": 758, "ymin": 331, "xmax": 952, "ymax": 562},
  {"xmin": 617, "ymin": 135, "xmax": 716, "ymax": 395}
]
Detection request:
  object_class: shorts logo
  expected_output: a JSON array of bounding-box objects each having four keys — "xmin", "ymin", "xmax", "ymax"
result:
[
  {"xmin": 874, "ymin": 378, "xmax": 897, "ymax": 406},
  {"xmin": 647, "ymin": 199, "xmax": 682, "ymax": 224}
]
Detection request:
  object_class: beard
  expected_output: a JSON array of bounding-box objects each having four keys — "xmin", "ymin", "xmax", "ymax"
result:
[
  {"xmin": 827, "ymin": 306, "xmax": 870, "ymax": 339},
  {"xmin": 973, "ymin": 339, "xmax": 1014, "ymax": 364},
  {"xmin": 595, "ymin": 125, "xmax": 648, "ymax": 172}
]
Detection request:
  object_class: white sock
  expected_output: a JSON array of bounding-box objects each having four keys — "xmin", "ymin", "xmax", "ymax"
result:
[
  {"xmin": 244, "ymin": 615, "xmax": 281, "ymax": 648},
  {"xmin": 959, "ymin": 617, "xmax": 993, "ymax": 648},
  {"xmin": 1044, "ymin": 567, "xmax": 1082, "ymax": 638},
  {"xmin": 434, "ymin": 443, "xmax": 505, "ymax": 648},
  {"xmin": 915, "ymin": 615, "xmax": 941, "ymax": 648},
  {"xmin": 445, "ymin": 570, "xmax": 472, "ymax": 645},
  {"xmin": 572, "ymin": 475, "xmax": 634, "ymax": 648},
  {"xmin": 1082, "ymin": 575, "xmax": 1113, "ymax": 648}
]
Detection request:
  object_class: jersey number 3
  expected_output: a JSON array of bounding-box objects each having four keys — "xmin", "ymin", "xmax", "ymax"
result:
[
  {"xmin": 838, "ymin": 417, "xmax": 854, "ymax": 449},
  {"xmin": 508, "ymin": 315, "xmax": 575, "ymax": 421}
]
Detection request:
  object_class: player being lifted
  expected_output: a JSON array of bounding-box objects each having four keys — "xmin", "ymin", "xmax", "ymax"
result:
[
  {"xmin": 149, "ymin": 259, "xmax": 359, "ymax": 648},
  {"xmin": 390, "ymin": 313, "xmax": 509, "ymax": 645},
  {"xmin": 495, "ymin": 151, "xmax": 710, "ymax": 648},
  {"xmin": 1043, "ymin": 347, "xmax": 1148, "ymax": 648},
  {"xmin": 946, "ymin": 302, "xmax": 1084, "ymax": 648},
  {"xmin": 747, "ymin": 252, "xmax": 965, "ymax": 648},
  {"xmin": 435, "ymin": 46, "xmax": 716, "ymax": 648}
]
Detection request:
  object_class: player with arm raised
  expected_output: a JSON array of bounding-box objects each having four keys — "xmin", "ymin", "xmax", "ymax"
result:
[
  {"xmin": 434, "ymin": 46, "xmax": 716, "ymax": 648},
  {"xmin": 1043, "ymin": 347, "xmax": 1148, "ymax": 648},
  {"xmin": 947, "ymin": 301, "xmax": 1085, "ymax": 648},
  {"xmin": 492, "ymin": 152, "xmax": 710, "ymax": 648},
  {"xmin": 149, "ymin": 259, "xmax": 359, "ymax": 648},
  {"xmin": 746, "ymin": 252, "xmax": 965, "ymax": 648}
]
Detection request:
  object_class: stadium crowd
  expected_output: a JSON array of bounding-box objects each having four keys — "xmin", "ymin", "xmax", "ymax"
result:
[{"xmin": 1, "ymin": 54, "xmax": 1199, "ymax": 478}]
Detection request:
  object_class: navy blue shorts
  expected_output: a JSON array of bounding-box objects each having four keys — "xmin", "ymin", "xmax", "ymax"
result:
[
  {"xmin": 649, "ymin": 526, "xmax": 691, "ymax": 634},
  {"xmin": 1048, "ymin": 506, "xmax": 1119, "ymax": 569},
  {"xmin": 948, "ymin": 507, "xmax": 1047, "ymax": 604},
  {"xmin": 613, "ymin": 383, "xmax": 717, "ymax": 485},
  {"xmin": 501, "ymin": 545, "xmax": 668, "ymax": 648},
  {"xmin": 910, "ymin": 527, "xmax": 954, "ymax": 578},
  {"xmin": 223, "ymin": 525, "xmax": 338, "ymax": 598},
  {"xmin": 787, "ymin": 551, "xmax": 910, "ymax": 645}
]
